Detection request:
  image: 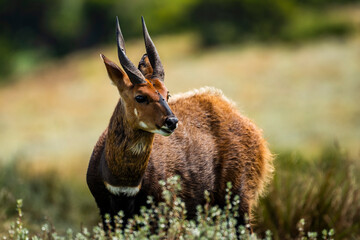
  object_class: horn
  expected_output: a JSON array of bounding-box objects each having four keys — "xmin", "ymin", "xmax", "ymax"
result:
[
  {"xmin": 141, "ymin": 16, "xmax": 165, "ymax": 81},
  {"xmin": 116, "ymin": 16, "xmax": 146, "ymax": 85}
]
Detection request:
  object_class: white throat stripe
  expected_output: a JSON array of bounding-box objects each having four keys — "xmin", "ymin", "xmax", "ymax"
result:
[{"xmin": 104, "ymin": 182, "xmax": 140, "ymax": 196}]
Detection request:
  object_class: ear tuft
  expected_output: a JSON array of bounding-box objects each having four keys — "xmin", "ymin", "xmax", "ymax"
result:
[
  {"xmin": 100, "ymin": 54, "xmax": 112, "ymax": 64},
  {"xmin": 138, "ymin": 54, "xmax": 153, "ymax": 79},
  {"xmin": 101, "ymin": 54, "xmax": 127, "ymax": 88}
]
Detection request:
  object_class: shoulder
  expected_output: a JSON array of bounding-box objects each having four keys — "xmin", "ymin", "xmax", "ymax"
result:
[
  {"xmin": 169, "ymin": 87, "xmax": 231, "ymax": 103},
  {"xmin": 169, "ymin": 87, "xmax": 237, "ymax": 111},
  {"xmin": 169, "ymin": 87, "xmax": 264, "ymax": 137},
  {"xmin": 87, "ymin": 128, "xmax": 108, "ymax": 179},
  {"xmin": 93, "ymin": 128, "xmax": 108, "ymax": 157}
]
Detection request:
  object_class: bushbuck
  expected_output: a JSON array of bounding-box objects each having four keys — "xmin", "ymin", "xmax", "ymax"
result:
[{"xmin": 86, "ymin": 17, "xmax": 274, "ymax": 231}]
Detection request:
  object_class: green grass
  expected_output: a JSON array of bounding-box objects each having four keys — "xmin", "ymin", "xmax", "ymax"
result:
[
  {"xmin": 1, "ymin": 146, "xmax": 359, "ymax": 239},
  {"xmin": 1, "ymin": 33, "xmax": 359, "ymax": 168},
  {"xmin": 1, "ymin": 177, "xmax": 335, "ymax": 240},
  {"xmin": 0, "ymin": 158, "xmax": 98, "ymax": 234},
  {"xmin": 0, "ymin": 16, "xmax": 360, "ymax": 239},
  {"xmin": 255, "ymin": 145, "xmax": 360, "ymax": 239}
]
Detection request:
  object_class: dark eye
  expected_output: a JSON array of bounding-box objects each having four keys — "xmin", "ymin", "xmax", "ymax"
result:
[
  {"xmin": 135, "ymin": 95, "xmax": 147, "ymax": 103},
  {"xmin": 167, "ymin": 92, "xmax": 171, "ymax": 101}
]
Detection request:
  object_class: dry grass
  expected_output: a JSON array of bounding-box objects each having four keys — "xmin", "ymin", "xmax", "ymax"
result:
[{"xmin": 0, "ymin": 33, "xmax": 359, "ymax": 175}]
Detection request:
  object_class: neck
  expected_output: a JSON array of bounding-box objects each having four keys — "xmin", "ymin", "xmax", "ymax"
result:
[{"xmin": 103, "ymin": 98, "xmax": 154, "ymax": 187}]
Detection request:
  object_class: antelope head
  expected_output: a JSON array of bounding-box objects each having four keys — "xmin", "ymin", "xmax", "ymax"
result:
[{"xmin": 101, "ymin": 17, "xmax": 178, "ymax": 136}]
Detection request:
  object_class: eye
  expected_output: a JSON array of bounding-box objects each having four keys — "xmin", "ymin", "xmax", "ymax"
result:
[
  {"xmin": 167, "ymin": 92, "xmax": 171, "ymax": 101},
  {"xmin": 135, "ymin": 95, "xmax": 148, "ymax": 103}
]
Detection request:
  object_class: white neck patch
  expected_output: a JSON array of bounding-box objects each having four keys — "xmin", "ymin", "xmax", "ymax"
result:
[
  {"xmin": 104, "ymin": 182, "xmax": 140, "ymax": 197},
  {"xmin": 130, "ymin": 141, "xmax": 147, "ymax": 155}
]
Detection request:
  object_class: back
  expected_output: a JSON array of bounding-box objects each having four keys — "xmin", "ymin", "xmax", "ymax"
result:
[{"xmin": 143, "ymin": 87, "xmax": 273, "ymax": 215}]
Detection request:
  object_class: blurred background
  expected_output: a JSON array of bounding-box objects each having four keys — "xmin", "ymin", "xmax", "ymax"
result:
[{"xmin": 0, "ymin": 0, "xmax": 359, "ymax": 239}]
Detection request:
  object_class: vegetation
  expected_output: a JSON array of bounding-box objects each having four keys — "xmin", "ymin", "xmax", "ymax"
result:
[
  {"xmin": 1, "ymin": 3, "xmax": 359, "ymax": 239},
  {"xmin": 1, "ymin": 0, "xmax": 359, "ymax": 79},
  {"xmin": 1, "ymin": 32, "xmax": 359, "ymax": 163},
  {"xmin": 1, "ymin": 177, "xmax": 334, "ymax": 240},
  {"xmin": 192, "ymin": 0, "xmax": 359, "ymax": 45},
  {"xmin": 1, "ymin": 146, "xmax": 359, "ymax": 239},
  {"xmin": 0, "ymin": 159, "xmax": 98, "ymax": 233},
  {"xmin": 255, "ymin": 145, "xmax": 360, "ymax": 239}
]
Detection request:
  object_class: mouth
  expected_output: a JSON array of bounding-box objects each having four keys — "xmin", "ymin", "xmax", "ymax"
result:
[
  {"xmin": 160, "ymin": 127, "xmax": 174, "ymax": 135},
  {"xmin": 152, "ymin": 125, "xmax": 174, "ymax": 136},
  {"xmin": 152, "ymin": 124, "xmax": 176, "ymax": 136}
]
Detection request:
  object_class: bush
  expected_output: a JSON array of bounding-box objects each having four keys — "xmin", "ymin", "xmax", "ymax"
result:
[
  {"xmin": 1, "ymin": 146, "xmax": 359, "ymax": 239},
  {"xmin": 0, "ymin": 0, "xmax": 195, "ymax": 80},
  {"xmin": 0, "ymin": 159, "xmax": 97, "ymax": 233},
  {"xmin": 1, "ymin": 0, "xmax": 358, "ymax": 79},
  {"xmin": 255, "ymin": 145, "xmax": 360, "ymax": 239},
  {"xmin": 281, "ymin": 10, "xmax": 354, "ymax": 41},
  {"xmin": 189, "ymin": 0, "xmax": 357, "ymax": 46},
  {"xmin": 189, "ymin": 0, "xmax": 297, "ymax": 46},
  {"xmin": 2, "ymin": 176, "xmax": 336, "ymax": 240}
]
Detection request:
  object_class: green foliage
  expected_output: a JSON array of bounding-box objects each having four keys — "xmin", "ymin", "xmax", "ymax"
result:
[
  {"xmin": 2, "ymin": 176, "xmax": 337, "ymax": 240},
  {"xmin": 189, "ymin": 0, "xmax": 357, "ymax": 46},
  {"xmin": 0, "ymin": 0, "xmax": 358, "ymax": 79},
  {"xmin": 0, "ymin": 0, "xmax": 195, "ymax": 80},
  {"xmin": 255, "ymin": 145, "xmax": 360, "ymax": 239},
  {"xmin": 0, "ymin": 159, "xmax": 97, "ymax": 232},
  {"xmin": 189, "ymin": 0, "xmax": 297, "ymax": 45},
  {"xmin": 1, "ymin": 146, "xmax": 359, "ymax": 239},
  {"xmin": 295, "ymin": 0, "xmax": 359, "ymax": 7},
  {"xmin": 282, "ymin": 10, "xmax": 353, "ymax": 41}
]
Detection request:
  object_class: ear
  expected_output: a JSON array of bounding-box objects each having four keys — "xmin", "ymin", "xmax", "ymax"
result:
[
  {"xmin": 100, "ymin": 54, "xmax": 128, "ymax": 88},
  {"xmin": 138, "ymin": 54, "xmax": 153, "ymax": 79}
]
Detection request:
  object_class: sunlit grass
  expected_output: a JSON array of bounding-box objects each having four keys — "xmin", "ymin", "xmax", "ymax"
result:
[
  {"xmin": 2, "ymin": 173, "xmax": 345, "ymax": 240},
  {"xmin": 0, "ymin": 5, "xmax": 359, "ymax": 239},
  {"xmin": 0, "ymin": 33, "xmax": 359, "ymax": 169},
  {"xmin": 0, "ymin": 158, "xmax": 98, "ymax": 234},
  {"xmin": 1, "ymin": 146, "xmax": 359, "ymax": 239},
  {"xmin": 255, "ymin": 145, "xmax": 360, "ymax": 239}
]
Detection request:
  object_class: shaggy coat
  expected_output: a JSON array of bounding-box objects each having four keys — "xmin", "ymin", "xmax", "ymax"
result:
[
  {"xmin": 86, "ymin": 17, "xmax": 273, "ymax": 230},
  {"xmin": 87, "ymin": 86, "xmax": 273, "ymax": 226}
]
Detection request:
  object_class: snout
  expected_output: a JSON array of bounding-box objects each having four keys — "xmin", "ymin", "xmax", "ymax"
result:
[
  {"xmin": 164, "ymin": 117, "xmax": 178, "ymax": 131},
  {"xmin": 156, "ymin": 95, "xmax": 178, "ymax": 136},
  {"xmin": 158, "ymin": 116, "xmax": 178, "ymax": 136}
]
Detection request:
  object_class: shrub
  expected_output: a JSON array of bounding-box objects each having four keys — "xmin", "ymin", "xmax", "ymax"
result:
[
  {"xmin": 1, "ymin": 145, "xmax": 359, "ymax": 239},
  {"xmin": 281, "ymin": 10, "xmax": 353, "ymax": 41},
  {"xmin": 255, "ymin": 145, "xmax": 360, "ymax": 239},
  {"xmin": 0, "ymin": 159, "xmax": 97, "ymax": 233},
  {"xmin": 1, "ymin": 0, "xmax": 358, "ymax": 79},
  {"xmin": 189, "ymin": 0, "xmax": 297, "ymax": 46},
  {"xmin": 2, "ymin": 176, "xmax": 340, "ymax": 240},
  {"xmin": 189, "ymin": 0, "xmax": 356, "ymax": 46}
]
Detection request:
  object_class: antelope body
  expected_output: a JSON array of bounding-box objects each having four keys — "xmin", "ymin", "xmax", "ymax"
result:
[{"xmin": 86, "ymin": 17, "xmax": 273, "ymax": 229}]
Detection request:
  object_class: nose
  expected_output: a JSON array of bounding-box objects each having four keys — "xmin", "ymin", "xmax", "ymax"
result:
[{"xmin": 164, "ymin": 117, "xmax": 178, "ymax": 131}]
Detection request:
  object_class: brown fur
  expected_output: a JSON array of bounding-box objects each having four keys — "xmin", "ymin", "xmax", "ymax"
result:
[
  {"xmin": 147, "ymin": 88, "xmax": 273, "ymax": 214},
  {"xmin": 87, "ymin": 53, "xmax": 274, "ymax": 230}
]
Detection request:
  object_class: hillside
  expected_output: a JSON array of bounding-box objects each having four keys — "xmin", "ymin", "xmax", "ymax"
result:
[{"xmin": 0, "ymin": 33, "xmax": 359, "ymax": 179}]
